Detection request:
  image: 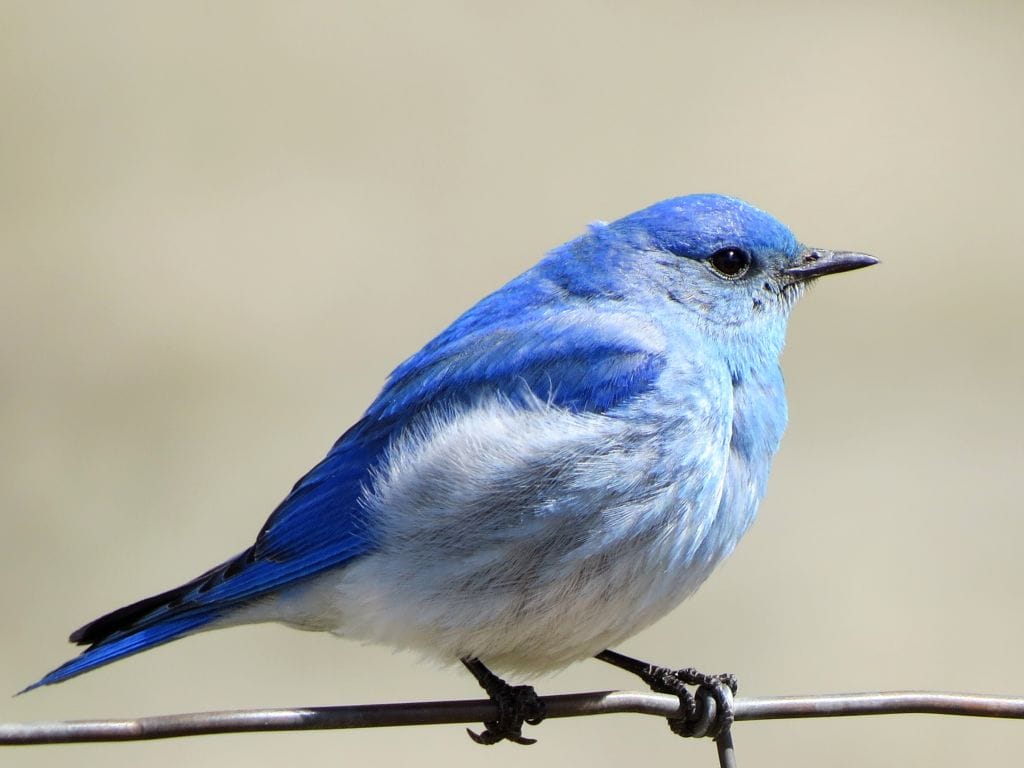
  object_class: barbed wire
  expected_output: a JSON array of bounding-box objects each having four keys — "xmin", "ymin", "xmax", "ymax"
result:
[{"xmin": 3, "ymin": 688, "xmax": 1023, "ymax": 767}]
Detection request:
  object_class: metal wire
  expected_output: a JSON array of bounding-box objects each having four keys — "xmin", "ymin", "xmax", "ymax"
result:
[{"xmin": 2, "ymin": 689, "xmax": 1023, "ymax": 745}]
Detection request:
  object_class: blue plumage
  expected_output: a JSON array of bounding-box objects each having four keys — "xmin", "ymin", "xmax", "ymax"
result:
[{"xmin": 26, "ymin": 194, "xmax": 875, "ymax": 701}]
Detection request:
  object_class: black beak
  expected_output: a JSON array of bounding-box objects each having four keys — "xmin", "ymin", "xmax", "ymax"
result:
[{"xmin": 783, "ymin": 249, "xmax": 878, "ymax": 280}]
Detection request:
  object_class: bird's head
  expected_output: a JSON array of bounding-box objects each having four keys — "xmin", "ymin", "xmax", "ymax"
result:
[{"xmin": 591, "ymin": 194, "xmax": 877, "ymax": 361}]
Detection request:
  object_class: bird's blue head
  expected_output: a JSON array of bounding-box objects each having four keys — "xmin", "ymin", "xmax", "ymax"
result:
[
  {"xmin": 612, "ymin": 193, "xmax": 801, "ymax": 264},
  {"xmin": 558, "ymin": 194, "xmax": 876, "ymax": 366}
]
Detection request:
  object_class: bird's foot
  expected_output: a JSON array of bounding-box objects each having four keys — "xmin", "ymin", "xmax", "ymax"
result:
[
  {"xmin": 462, "ymin": 657, "xmax": 545, "ymax": 746},
  {"xmin": 644, "ymin": 664, "xmax": 737, "ymax": 738},
  {"xmin": 596, "ymin": 650, "xmax": 736, "ymax": 739}
]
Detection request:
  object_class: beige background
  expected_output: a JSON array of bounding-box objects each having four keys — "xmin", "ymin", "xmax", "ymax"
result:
[{"xmin": 3, "ymin": 2, "xmax": 1023, "ymax": 766}]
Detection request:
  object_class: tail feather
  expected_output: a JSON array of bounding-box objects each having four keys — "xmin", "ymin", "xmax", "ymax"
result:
[
  {"xmin": 69, "ymin": 580, "xmax": 201, "ymax": 646},
  {"xmin": 22, "ymin": 549, "xmax": 256, "ymax": 693},
  {"xmin": 67, "ymin": 548, "xmax": 253, "ymax": 647},
  {"xmin": 21, "ymin": 610, "xmax": 217, "ymax": 693}
]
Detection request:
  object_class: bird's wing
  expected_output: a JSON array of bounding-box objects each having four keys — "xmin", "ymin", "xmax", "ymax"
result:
[
  {"xmin": 252, "ymin": 303, "xmax": 668, "ymax": 569},
  {"xmin": 27, "ymin": 293, "xmax": 666, "ymax": 690}
]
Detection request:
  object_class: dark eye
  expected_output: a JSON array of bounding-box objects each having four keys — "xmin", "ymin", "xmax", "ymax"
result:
[{"xmin": 708, "ymin": 247, "xmax": 751, "ymax": 278}]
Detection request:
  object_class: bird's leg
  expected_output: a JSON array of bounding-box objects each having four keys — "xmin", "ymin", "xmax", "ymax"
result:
[
  {"xmin": 596, "ymin": 649, "xmax": 737, "ymax": 739},
  {"xmin": 461, "ymin": 657, "xmax": 546, "ymax": 746}
]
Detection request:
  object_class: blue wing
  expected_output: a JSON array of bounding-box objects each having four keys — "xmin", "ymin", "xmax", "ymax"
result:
[{"xmin": 27, "ymin": 265, "xmax": 666, "ymax": 690}]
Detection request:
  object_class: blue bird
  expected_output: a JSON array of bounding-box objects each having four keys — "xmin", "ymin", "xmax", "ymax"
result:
[{"xmin": 27, "ymin": 194, "xmax": 875, "ymax": 744}]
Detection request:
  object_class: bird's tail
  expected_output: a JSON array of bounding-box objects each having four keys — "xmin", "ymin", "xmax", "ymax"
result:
[
  {"xmin": 21, "ymin": 611, "xmax": 218, "ymax": 693},
  {"xmin": 21, "ymin": 549, "xmax": 254, "ymax": 693}
]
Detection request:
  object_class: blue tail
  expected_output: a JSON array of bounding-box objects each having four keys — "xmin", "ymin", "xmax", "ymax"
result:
[
  {"xmin": 21, "ymin": 610, "xmax": 218, "ymax": 693},
  {"xmin": 24, "ymin": 423, "xmax": 380, "ymax": 694},
  {"xmin": 20, "ymin": 549, "xmax": 259, "ymax": 693}
]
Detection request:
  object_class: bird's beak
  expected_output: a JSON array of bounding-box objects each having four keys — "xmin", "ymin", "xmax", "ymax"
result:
[{"xmin": 783, "ymin": 249, "xmax": 878, "ymax": 281}]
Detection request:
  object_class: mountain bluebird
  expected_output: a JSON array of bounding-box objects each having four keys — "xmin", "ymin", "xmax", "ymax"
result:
[{"xmin": 27, "ymin": 194, "xmax": 875, "ymax": 744}]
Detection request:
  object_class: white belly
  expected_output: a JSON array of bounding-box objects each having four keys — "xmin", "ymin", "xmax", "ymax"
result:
[{"xmin": 241, "ymin": 390, "xmax": 753, "ymax": 674}]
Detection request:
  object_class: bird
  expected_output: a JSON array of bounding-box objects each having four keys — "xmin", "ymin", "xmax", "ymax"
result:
[{"xmin": 26, "ymin": 194, "xmax": 876, "ymax": 744}]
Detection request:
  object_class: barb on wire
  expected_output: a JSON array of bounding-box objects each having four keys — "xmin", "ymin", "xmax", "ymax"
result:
[{"xmin": 2, "ymin": 689, "xmax": 1024, "ymax": 746}]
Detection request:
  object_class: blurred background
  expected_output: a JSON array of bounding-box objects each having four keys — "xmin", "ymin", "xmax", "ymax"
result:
[{"xmin": 2, "ymin": 1, "xmax": 1023, "ymax": 766}]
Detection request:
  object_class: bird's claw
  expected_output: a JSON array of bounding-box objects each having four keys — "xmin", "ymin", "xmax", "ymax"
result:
[
  {"xmin": 643, "ymin": 665, "xmax": 737, "ymax": 739},
  {"xmin": 466, "ymin": 682, "xmax": 545, "ymax": 746}
]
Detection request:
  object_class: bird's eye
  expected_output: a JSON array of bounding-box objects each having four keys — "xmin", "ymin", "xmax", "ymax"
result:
[{"xmin": 708, "ymin": 247, "xmax": 751, "ymax": 278}]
